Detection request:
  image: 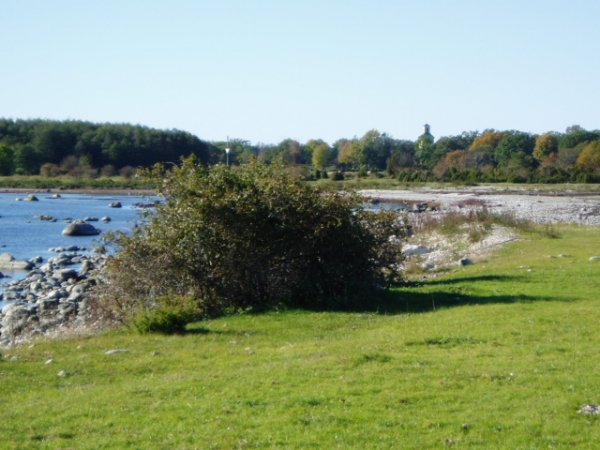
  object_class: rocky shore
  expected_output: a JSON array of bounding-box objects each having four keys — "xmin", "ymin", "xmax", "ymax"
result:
[
  {"xmin": 0, "ymin": 249, "xmax": 108, "ymax": 346},
  {"xmin": 360, "ymin": 188, "xmax": 600, "ymax": 225}
]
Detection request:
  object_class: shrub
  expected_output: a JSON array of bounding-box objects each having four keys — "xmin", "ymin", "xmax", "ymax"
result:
[
  {"xmin": 132, "ymin": 294, "xmax": 203, "ymax": 334},
  {"xmin": 101, "ymin": 159, "xmax": 405, "ymax": 322}
]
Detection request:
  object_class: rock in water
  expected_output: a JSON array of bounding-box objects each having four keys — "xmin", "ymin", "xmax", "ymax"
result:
[
  {"xmin": 0, "ymin": 253, "xmax": 34, "ymax": 270},
  {"xmin": 109, "ymin": 201, "xmax": 122, "ymax": 208},
  {"xmin": 25, "ymin": 194, "xmax": 39, "ymax": 201},
  {"xmin": 62, "ymin": 221, "xmax": 101, "ymax": 236}
]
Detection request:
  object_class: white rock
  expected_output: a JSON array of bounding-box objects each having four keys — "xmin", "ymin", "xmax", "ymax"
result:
[
  {"xmin": 402, "ymin": 244, "xmax": 430, "ymax": 256},
  {"xmin": 105, "ymin": 349, "xmax": 128, "ymax": 355}
]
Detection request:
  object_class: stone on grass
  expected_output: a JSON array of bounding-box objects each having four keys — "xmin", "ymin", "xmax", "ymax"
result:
[
  {"xmin": 105, "ymin": 349, "xmax": 128, "ymax": 355},
  {"xmin": 402, "ymin": 244, "xmax": 430, "ymax": 256},
  {"xmin": 578, "ymin": 404, "xmax": 600, "ymax": 415},
  {"xmin": 589, "ymin": 256, "xmax": 600, "ymax": 261},
  {"xmin": 459, "ymin": 257, "xmax": 473, "ymax": 266}
]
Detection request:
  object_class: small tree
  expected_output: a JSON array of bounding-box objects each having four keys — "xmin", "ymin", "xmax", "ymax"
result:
[{"xmin": 101, "ymin": 160, "xmax": 405, "ymax": 326}]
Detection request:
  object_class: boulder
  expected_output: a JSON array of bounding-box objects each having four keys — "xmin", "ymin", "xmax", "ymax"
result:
[
  {"xmin": 52, "ymin": 268, "xmax": 78, "ymax": 282},
  {"xmin": 62, "ymin": 221, "xmax": 100, "ymax": 236},
  {"xmin": 84, "ymin": 216, "xmax": 99, "ymax": 222},
  {"xmin": 100, "ymin": 216, "xmax": 112, "ymax": 223},
  {"xmin": 0, "ymin": 253, "xmax": 34, "ymax": 270},
  {"xmin": 589, "ymin": 256, "xmax": 600, "ymax": 261},
  {"xmin": 25, "ymin": 194, "xmax": 39, "ymax": 202},
  {"xmin": 459, "ymin": 257, "xmax": 473, "ymax": 266},
  {"xmin": 402, "ymin": 244, "xmax": 430, "ymax": 257},
  {"xmin": 109, "ymin": 201, "xmax": 122, "ymax": 208}
]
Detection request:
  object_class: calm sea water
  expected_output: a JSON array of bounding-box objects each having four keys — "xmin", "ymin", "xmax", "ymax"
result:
[{"xmin": 0, "ymin": 192, "xmax": 157, "ymax": 304}]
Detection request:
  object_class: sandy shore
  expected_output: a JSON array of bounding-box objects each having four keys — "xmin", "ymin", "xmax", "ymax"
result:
[{"xmin": 360, "ymin": 188, "xmax": 600, "ymax": 225}]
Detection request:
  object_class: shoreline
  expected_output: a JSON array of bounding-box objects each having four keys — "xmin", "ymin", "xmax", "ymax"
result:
[{"xmin": 0, "ymin": 187, "xmax": 157, "ymax": 196}]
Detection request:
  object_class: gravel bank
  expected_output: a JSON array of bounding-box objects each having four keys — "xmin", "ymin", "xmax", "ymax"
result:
[{"xmin": 361, "ymin": 188, "xmax": 600, "ymax": 225}]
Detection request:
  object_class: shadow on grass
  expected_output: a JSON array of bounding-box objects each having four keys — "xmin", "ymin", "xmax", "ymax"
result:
[
  {"xmin": 401, "ymin": 274, "xmax": 525, "ymax": 288},
  {"xmin": 175, "ymin": 274, "xmax": 563, "ymax": 334},
  {"xmin": 330, "ymin": 274, "xmax": 564, "ymax": 315}
]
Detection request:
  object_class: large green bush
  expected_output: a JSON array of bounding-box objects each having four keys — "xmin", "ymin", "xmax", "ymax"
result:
[{"xmin": 101, "ymin": 159, "xmax": 405, "ymax": 325}]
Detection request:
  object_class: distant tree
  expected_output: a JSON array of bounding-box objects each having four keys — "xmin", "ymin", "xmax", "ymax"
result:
[
  {"xmin": 576, "ymin": 140, "xmax": 600, "ymax": 171},
  {"xmin": 495, "ymin": 131, "xmax": 535, "ymax": 168},
  {"xmin": 556, "ymin": 145, "xmax": 585, "ymax": 172},
  {"xmin": 337, "ymin": 139, "xmax": 361, "ymax": 168},
  {"xmin": 39, "ymin": 163, "xmax": 60, "ymax": 177},
  {"xmin": 358, "ymin": 129, "xmax": 393, "ymax": 170},
  {"xmin": 277, "ymin": 139, "xmax": 307, "ymax": 165},
  {"xmin": 533, "ymin": 133, "xmax": 559, "ymax": 161},
  {"xmin": 559, "ymin": 126, "xmax": 600, "ymax": 150},
  {"xmin": 432, "ymin": 131, "xmax": 478, "ymax": 167},
  {"xmin": 119, "ymin": 166, "xmax": 136, "ymax": 178},
  {"xmin": 386, "ymin": 140, "xmax": 415, "ymax": 175},
  {"xmin": 13, "ymin": 144, "xmax": 39, "ymax": 174},
  {"xmin": 311, "ymin": 142, "xmax": 331, "ymax": 170},
  {"xmin": 468, "ymin": 130, "xmax": 504, "ymax": 154},
  {"xmin": 0, "ymin": 143, "xmax": 15, "ymax": 175},
  {"xmin": 100, "ymin": 164, "xmax": 116, "ymax": 176}
]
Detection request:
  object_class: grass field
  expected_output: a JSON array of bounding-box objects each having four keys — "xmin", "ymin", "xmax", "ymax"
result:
[{"xmin": 1, "ymin": 226, "xmax": 599, "ymax": 449}]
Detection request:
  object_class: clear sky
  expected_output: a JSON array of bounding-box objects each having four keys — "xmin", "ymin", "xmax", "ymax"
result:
[{"xmin": 2, "ymin": 0, "xmax": 599, "ymax": 145}]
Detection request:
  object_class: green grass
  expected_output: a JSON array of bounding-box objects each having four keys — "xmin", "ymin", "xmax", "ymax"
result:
[{"xmin": 1, "ymin": 226, "xmax": 600, "ymax": 448}]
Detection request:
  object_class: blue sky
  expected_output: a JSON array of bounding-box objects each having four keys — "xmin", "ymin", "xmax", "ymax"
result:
[{"xmin": 2, "ymin": 0, "xmax": 599, "ymax": 144}]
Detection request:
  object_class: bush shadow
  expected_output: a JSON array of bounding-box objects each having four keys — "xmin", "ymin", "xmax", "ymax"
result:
[{"xmin": 326, "ymin": 274, "xmax": 564, "ymax": 315}]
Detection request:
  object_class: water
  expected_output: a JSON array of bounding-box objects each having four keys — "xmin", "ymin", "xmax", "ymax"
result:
[{"xmin": 0, "ymin": 192, "xmax": 157, "ymax": 305}]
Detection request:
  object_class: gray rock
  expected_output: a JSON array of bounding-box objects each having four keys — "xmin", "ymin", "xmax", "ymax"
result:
[
  {"xmin": 589, "ymin": 256, "xmax": 600, "ymax": 261},
  {"xmin": 52, "ymin": 269, "xmax": 78, "ymax": 282},
  {"xmin": 100, "ymin": 216, "xmax": 112, "ymax": 223},
  {"xmin": 79, "ymin": 260, "xmax": 94, "ymax": 274},
  {"xmin": 25, "ymin": 194, "xmax": 39, "ymax": 202},
  {"xmin": 459, "ymin": 257, "xmax": 473, "ymax": 266},
  {"xmin": 0, "ymin": 253, "xmax": 34, "ymax": 270},
  {"xmin": 51, "ymin": 193, "xmax": 62, "ymax": 199},
  {"xmin": 1, "ymin": 303, "xmax": 33, "ymax": 336},
  {"xmin": 402, "ymin": 244, "xmax": 430, "ymax": 256},
  {"xmin": 84, "ymin": 216, "xmax": 99, "ymax": 222},
  {"xmin": 109, "ymin": 201, "xmax": 122, "ymax": 208},
  {"xmin": 62, "ymin": 221, "xmax": 100, "ymax": 236}
]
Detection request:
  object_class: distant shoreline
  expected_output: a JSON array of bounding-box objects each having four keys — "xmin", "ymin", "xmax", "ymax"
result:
[{"xmin": 0, "ymin": 187, "xmax": 156, "ymax": 195}]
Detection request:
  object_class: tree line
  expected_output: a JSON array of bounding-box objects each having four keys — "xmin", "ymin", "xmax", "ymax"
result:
[
  {"xmin": 0, "ymin": 119, "xmax": 215, "ymax": 177},
  {"xmin": 1, "ymin": 119, "xmax": 599, "ymax": 182}
]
